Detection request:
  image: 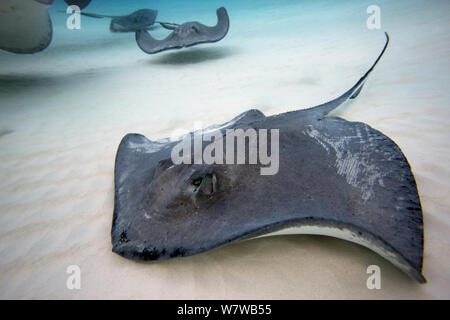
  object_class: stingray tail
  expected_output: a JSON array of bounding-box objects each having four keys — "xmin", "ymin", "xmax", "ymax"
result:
[
  {"xmin": 311, "ymin": 32, "xmax": 390, "ymax": 117},
  {"xmin": 79, "ymin": 12, "xmax": 111, "ymax": 19},
  {"xmin": 57, "ymin": 10, "xmax": 108, "ymax": 18}
]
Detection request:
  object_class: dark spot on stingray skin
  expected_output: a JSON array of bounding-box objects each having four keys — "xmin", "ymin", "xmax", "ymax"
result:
[
  {"xmin": 118, "ymin": 231, "xmax": 129, "ymax": 245},
  {"xmin": 170, "ymin": 248, "xmax": 186, "ymax": 258},
  {"xmin": 133, "ymin": 247, "xmax": 161, "ymax": 261}
]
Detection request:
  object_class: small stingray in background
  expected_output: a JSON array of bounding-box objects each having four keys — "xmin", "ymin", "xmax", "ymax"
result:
[
  {"xmin": 136, "ymin": 7, "xmax": 230, "ymax": 54},
  {"xmin": 78, "ymin": 9, "xmax": 179, "ymax": 33},
  {"xmin": 112, "ymin": 33, "xmax": 426, "ymax": 283},
  {"xmin": 0, "ymin": 0, "xmax": 54, "ymax": 54}
]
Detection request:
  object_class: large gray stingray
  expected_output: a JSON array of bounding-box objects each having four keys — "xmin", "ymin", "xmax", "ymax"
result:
[
  {"xmin": 136, "ymin": 7, "xmax": 230, "ymax": 54},
  {"xmin": 0, "ymin": 0, "xmax": 54, "ymax": 54},
  {"xmin": 78, "ymin": 9, "xmax": 169, "ymax": 33},
  {"xmin": 112, "ymin": 33, "xmax": 426, "ymax": 283}
]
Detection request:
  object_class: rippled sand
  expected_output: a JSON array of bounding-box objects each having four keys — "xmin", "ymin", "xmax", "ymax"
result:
[{"xmin": 0, "ymin": 0, "xmax": 449, "ymax": 299}]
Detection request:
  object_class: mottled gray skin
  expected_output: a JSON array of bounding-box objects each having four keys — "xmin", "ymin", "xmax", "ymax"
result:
[
  {"xmin": 80, "ymin": 9, "xmax": 158, "ymax": 33},
  {"xmin": 112, "ymin": 33, "xmax": 426, "ymax": 283},
  {"xmin": 135, "ymin": 7, "xmax": 230, "ymax": 54}
]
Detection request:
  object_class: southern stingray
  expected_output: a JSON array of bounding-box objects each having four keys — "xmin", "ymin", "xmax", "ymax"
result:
[
  {"xmin": 0, "ymin": 0, "xmax": 54, "ymax": 54},
  {"xmin": 112, "ymin": 33, "xmax": 426, "ymax": 283},
  {"xmin": 135, "ymin": 7, "xmax": 230, "ymax": 54}
]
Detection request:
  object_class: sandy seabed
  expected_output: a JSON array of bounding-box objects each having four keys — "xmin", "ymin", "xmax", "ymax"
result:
[{"xmin": 0, "ymin": 0, "xmax": 449, "ymax": 299}]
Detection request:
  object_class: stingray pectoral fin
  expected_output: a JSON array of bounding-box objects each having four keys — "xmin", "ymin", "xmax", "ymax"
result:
[
  {"xmin": 247, "ymin": 219, "xmax": 426, "ymax": 283},
  {"xmin": 136, "ymin": 7, "xmax": 230, "ymax": 54},
  {"xmin": 310, "ymin": 32, "xmax": 389, "ymax": 117},
  {"xmin": 0, "ymin": 0, "xmax": 53, "ymax": 54},
  {"xmin": 135, "ymin": 29, "xmax": 164, "ymax": 53},
  {"xmin": 203, "ymin": 6, "xmax": 230, "ymax": 42}
]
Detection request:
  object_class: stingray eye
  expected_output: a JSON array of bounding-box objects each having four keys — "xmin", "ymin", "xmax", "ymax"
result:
[{"xmin": 192, "ymin": 177, "xmax": 203, "ymax": 187}]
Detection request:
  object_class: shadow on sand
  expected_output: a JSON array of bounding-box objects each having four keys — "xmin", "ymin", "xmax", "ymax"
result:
[
  {"xmin": 0, "ymin": 66, "xmax": 116, "ymax": 96},
  {"xmin": 0, "ymin": 74, "xmax": 65, "ymax": 93}
]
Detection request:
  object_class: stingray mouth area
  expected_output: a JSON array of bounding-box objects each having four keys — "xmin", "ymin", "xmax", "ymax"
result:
[{"xmin": 246, "ymin": 220, "xmax": 425, "ymax": 283}]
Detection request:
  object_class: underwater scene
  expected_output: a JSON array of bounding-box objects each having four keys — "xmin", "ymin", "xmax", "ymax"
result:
[{"xmin": 0, "ymin": 0, "xmax": 449, "ymax": 299}]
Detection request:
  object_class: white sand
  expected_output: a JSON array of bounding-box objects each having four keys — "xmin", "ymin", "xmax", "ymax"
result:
[{"xmin": 0, "ymin": 0, "xmax": 449, "ymax": 299}]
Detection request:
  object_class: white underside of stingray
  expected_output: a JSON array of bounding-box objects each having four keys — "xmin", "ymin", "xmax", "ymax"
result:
[
  {"xmin": 0, "ymin": 0, "xmax": 53, "ymax": 54},
  {"xmin": 250, "ymin": 225, "xmax": 416, "ymax": 281}
]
